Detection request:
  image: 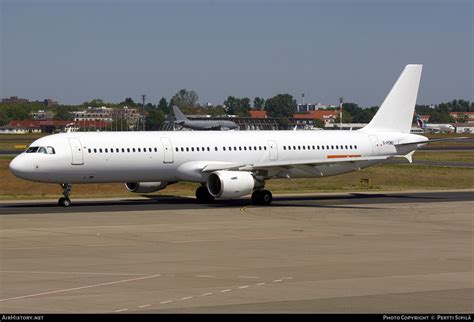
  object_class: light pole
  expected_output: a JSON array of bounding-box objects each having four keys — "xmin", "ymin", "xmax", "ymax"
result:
[
  {"xmin": 141, "ymin": 94, "xmax": 146, "ymax": 131},
  {"xmin": 339, "ymin": 97, "xmax": 344, "ymax": 130}
]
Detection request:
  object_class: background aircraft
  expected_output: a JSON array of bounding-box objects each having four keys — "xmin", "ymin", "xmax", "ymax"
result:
[
  {"xmin": 173, "ymin": 106, "xmax": 238, "ymax": 130},
  {"xmin": 416, "ymin": 114, "xmax": 455, "ymax": 133}
]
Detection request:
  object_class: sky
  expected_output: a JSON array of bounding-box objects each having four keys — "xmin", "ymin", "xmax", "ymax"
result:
[{"xmin": 1, "ymin": 0, "xmax": 472, "ymax": 107}]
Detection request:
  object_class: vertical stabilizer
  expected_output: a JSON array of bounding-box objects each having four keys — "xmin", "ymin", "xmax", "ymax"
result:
[
  {"xmin": 416, "ymin": 114, "xmax": 425, "ymax": 128},
  {"xmin": 364, "ymin": 64, "xmax": 422, "ymax": 133},
  {"xmin": 173, "ymin": 106, "xmax": 189, "ymax": 122}
]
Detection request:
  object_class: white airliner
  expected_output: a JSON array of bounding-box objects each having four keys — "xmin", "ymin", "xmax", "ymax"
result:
[
  {"xmin": 9, "ymin": 65, "xmax": 459, "ymax": 207},
  {"xmin": 416, "ymin": 114, "xmax": 455, "ymax": 133},
  {"xmin": 173, "ymin": 105, "xmax": 238, "ymax": 130}
]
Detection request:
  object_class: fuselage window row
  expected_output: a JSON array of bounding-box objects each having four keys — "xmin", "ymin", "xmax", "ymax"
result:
[
  {"xmin": 282, "ymin": 145, "xmax": 358, "ymax": 151},
  {"xmin": 86, "ymin": 144, "xmax": 358, "ymax": 154},
  {"xmin": 87, "ymin": 147, "xmax": 159, "ymax": 153},
  {"xmin": 173, "ymin": 146, "xmax": 267, "ymax": 152}
]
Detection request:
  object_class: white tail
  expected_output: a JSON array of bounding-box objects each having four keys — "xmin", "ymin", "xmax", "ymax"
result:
[
  {"xmin": 172, "ymin": 105, "xmax": 189, "ymax": 122},
  {"xmin": 363, "ymin": 64, "xmax": 422, "ymax": 133}
]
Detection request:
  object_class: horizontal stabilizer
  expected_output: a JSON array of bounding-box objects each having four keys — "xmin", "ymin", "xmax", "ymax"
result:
[{"xmin": 396, "ymin": 137, "xmax": 468, "ymax": 147}]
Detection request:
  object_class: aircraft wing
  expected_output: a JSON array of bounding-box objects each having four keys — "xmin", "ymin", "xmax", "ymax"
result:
[{"xmin": 201, "ymin": 155, "xmax": 389, "ymax": 173}]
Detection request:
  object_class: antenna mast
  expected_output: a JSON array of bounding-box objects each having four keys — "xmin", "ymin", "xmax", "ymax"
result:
[{"xmin": 339, "ymin": 97, "xmax": 344, "ymax": 130}]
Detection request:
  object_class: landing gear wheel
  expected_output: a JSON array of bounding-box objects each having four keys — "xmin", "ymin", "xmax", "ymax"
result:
[
  {"xmin": 260, "ymin": 190, "xmax": 273, "ymax": 205},
  {"xmin": 251, "ymin": 190, "xmax": 262, "ymax": 204},
  {"xmin": 195, "ymin": 186, "xmax": 215, "ymax": 203},
  {"xmin": 251, "ymin": 189, "xmax": 273, "ymax": 205},
  {"xmin": 58, "ymin": 183, "xmax": 73, "ymax": 207},
  {"xmin": 58, "ymin": 197, "xmax": 71, "ymax": 207}
]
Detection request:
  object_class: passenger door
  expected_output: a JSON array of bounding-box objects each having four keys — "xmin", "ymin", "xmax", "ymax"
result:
[
  {"xmin": 369, "ymin": 135, "xmax": 380, "ymax": 155},
  {"xmin": 268, "ymin": 140, "xmax": 278, "ymax": 161},
  {"xmin": 160, "ymin": 137, "xmax": 174, "ymax": 163},
  {"xmin": 68, "ymin": 138, "xmax": 84, "ymax": 165}
]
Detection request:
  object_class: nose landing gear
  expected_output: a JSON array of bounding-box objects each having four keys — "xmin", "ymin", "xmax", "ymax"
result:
[{"xmin": 58, "ymin": 184, "xmax": 72, "ymax": 207}]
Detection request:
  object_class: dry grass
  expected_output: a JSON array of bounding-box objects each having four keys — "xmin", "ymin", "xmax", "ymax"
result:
[
  {"xmin": 414, "ymin": 151, "xmax": 474, "ymax": 162},
  {"xmin": 1, "ymin": 156, "xmax": 472, "ymax": 200}
]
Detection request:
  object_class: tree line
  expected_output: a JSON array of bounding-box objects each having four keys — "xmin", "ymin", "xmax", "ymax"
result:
[{"xmin": 1, "ymin": 88, "xmax": 472, "ymax": 128}]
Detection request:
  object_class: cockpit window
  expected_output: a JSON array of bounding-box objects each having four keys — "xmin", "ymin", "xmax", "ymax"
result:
[
  {"xmin": 38, "ymin": 147, "xmax": 47, "ymax": 154},
  {"xmin": 26, "ymin": 146, "xmax": 55, "ymax": 154},
  {"xmin": 26, "ymin": 147, "xmax": 39, "ymax": 153}
]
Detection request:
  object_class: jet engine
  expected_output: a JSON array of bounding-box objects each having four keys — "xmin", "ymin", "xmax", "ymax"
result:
[
  {"xmin": 125, "ymin": 182, "xmax": 168, "ymax": 193},
  {"xmin": 207, "ymin": 171, "xmax": 262, "ymax": 199}
]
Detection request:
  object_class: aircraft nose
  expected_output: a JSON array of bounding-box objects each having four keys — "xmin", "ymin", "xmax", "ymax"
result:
[{"xmin": 9, "ymin": 155, "xmax": 30, "ymax": 179}]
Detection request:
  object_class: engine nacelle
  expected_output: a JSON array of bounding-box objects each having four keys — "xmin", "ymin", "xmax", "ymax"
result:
[
  {"xmin": 125, "ymin": 182, "xmax": 168, "ymax": 193},
  {"xmin": 207, "ymin": 171, "xmax": 261, "ymax": 199}
]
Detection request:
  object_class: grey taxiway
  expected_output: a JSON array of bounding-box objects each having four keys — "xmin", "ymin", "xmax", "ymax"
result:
[{"xmin": 0, "ymin": 190, "xmax": 472, "ymax": 313}]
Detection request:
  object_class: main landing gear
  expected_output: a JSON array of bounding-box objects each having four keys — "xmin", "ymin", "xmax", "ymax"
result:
[
  {"xmin": 251, "ymin": 189, "xmax": 273, "ymax": 205},
  {"xmin": 195, "ymin": 186, "xmax": 215, "ymax": 203},
  {"xmin": 58, "ymin": 183, "xmax": 72, "ymax": 207},
  {"xmin": 194, "ymin": 186, "xmax": 273, "ymax": 205}
]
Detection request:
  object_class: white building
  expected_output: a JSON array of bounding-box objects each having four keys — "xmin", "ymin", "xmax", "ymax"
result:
[
  {"xmin": 297, "ymin": 103, "xmax": 336, "ymax": 112},
  {"xmin": 73, "ymin": 106, "xmax": 113, "ymax": 122}
]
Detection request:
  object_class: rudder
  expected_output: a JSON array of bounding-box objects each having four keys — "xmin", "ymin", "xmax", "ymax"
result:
[
  {"xmin": 363, "ymin": 64, "xmax": 422, "ymax": 133},
  {"xmin": 172, "ymin": 105, "xmax": 188, "ymax": 122}
]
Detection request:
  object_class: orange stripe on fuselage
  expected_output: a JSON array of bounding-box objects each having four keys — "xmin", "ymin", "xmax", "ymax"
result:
[{"xmin": 327, "ymin": 154, "xmax": 361, "ymax": 159}]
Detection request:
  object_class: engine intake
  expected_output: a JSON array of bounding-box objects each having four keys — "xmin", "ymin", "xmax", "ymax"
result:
[
  {"xmin": 125, "ymin": 182, "xmax": 168, "ymax": 193},
  {"xmin": 207, "ymin": 171, "xmax": 261, "ymax": 199}
]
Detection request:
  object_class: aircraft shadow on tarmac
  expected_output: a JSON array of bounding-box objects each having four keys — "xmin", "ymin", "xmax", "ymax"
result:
[{"xmin": 0, "ymin": 191, "xmax": 452, "ymax": 215}]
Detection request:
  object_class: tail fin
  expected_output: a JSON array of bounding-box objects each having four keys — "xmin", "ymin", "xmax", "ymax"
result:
[
  {"xmin": 363, "ymin": 64, "xmax": 422, "ymax": 133},
  {"xmin": 416, "ymin": 114, "xmax": 425, "ymax": 128},
  {"xmin": 172, "ymin": 105, "xmax": 188, "ymax": 122}
]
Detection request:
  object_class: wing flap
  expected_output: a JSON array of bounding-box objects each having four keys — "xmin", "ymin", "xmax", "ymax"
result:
[
  {"xmin": 249, "ymin": 155, "xmax": 388, "ymax": 170},
  {"xmin": 200, "ymin": 156, "xmax": 389, "ymax": 173}
]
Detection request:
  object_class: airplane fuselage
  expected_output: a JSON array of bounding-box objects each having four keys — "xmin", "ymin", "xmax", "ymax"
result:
[
  {"xmin": 423, "ymin": 124, "xmax": 455, "ymax": 133},
  {"xmin": 177, "ymin": 120, "xmax": 238, "ymax": 130},
  {"xmin": 10, "ymin": 130, "xmax": 425, "ymax": 184}
]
